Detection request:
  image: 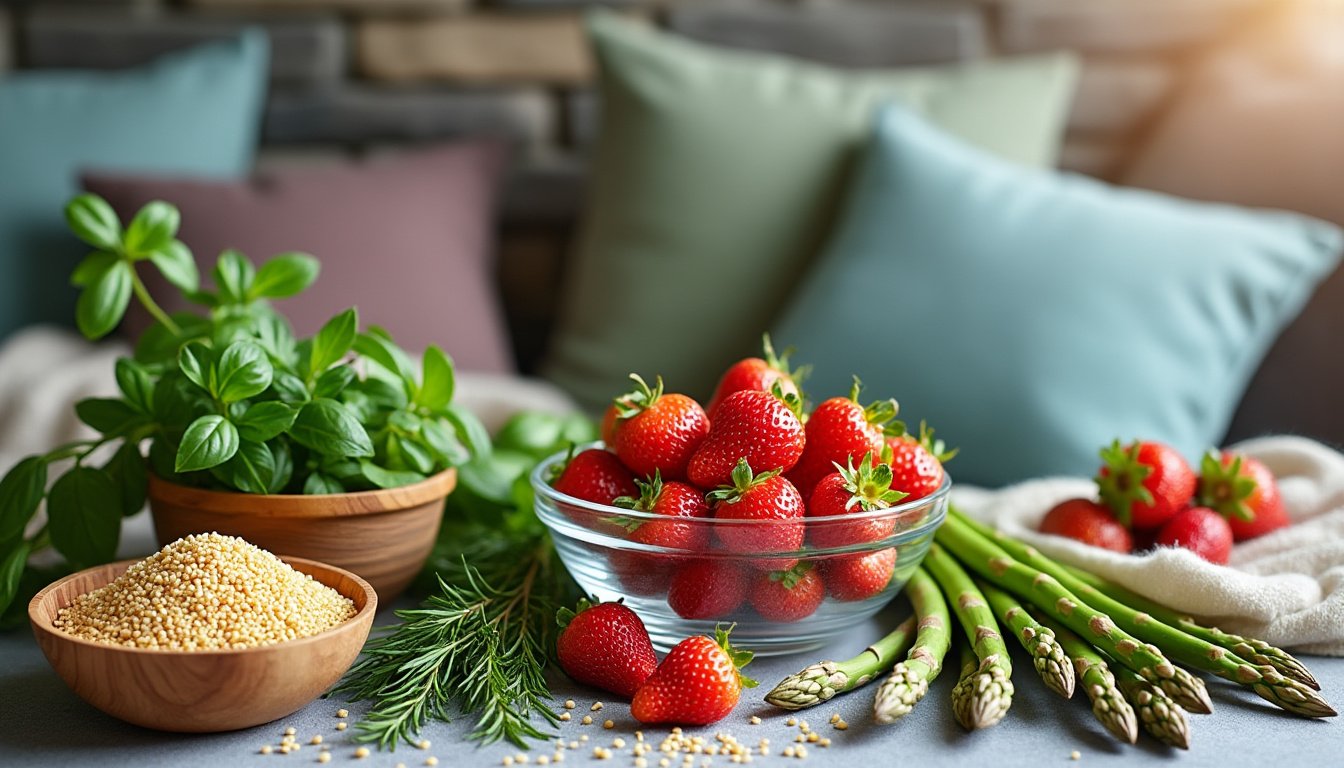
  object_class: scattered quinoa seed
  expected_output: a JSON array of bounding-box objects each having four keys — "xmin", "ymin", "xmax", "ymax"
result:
[
  {"xmin": 559, "ymin": 713, "xmax": 571, "ymax": 721},
  {"xmin": 285, "ymin": 728, "xmax": 297, "ymax": 737},
  {"xmin": 1071, "ymin": 751, "xmax": 1081, "ymax": 761},
  {"xmin": 749, "ymin": 716, "xmax": 761, "ymax": 725},
  {"xmin": 785, "ymin": 718, "xmax": 796, "ymax": 727},
  {"xmin": 834, "ymin": 721, "xmax": 849, "ymax": 731},
  {"xmin": 603, "ymin": 720, "xmax": 614, "ymax": 729},
  {"xmin": 582, "ymin": 716, "xmax": 594, "ymax": 725},
  {"xmin": 310, "ymin": 736, "xmax": 323, "ymax": 745},
  {"xmin": 419, "ymin": 740, "xmax": 431, "ymax": 750},
  {"xmin": 829, "ymin": 714, "xmax": 840, "ymax": 725},
  {"xmin": 591, "ymin": 702, "xmax": 604, "ymax": 712},
  {"xmin": 336, "ymin": 723, "xmax": 347, "ymax": 731},
  {"xmin": 317, "ymin": 754, "xmax": 331, "ymax": 765},
  {"xmin": 260, "ymin": 746, "xmax": 272, "ymax": 755},
  {"xmin": 564, "ymin": 700, "xmax": 576, "ymax": 710},
  {"xmin": 612, "ymin": 738, "xmax": 626, "ymax": 749},
  {"xmin": 503, "ymin": 758, "xmax": 514, "ymax": 766},
  {"xmin": 354, "ymin": 747, "xmax": 370, "ymax": 759},
  {"xmin": 819, "ymin": 739, "xmax": 830, "ymax": 748},
  {"xmin": 426, "ymin": 758, "xmax": 439, "ymax": 766},
  {"xmin": 336, "ymin": 709, "xmax": 349, "ymax": 718}
]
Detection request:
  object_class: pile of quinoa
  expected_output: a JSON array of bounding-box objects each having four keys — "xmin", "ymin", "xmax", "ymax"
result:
[{"xmin": 54, "ymin": 533, "xmax": 356, "ymax": 651}]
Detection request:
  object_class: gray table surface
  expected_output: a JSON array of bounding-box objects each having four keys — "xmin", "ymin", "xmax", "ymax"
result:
[{"xmin": 3, "ymin": 519, "xmax": 1342, "ymax": 767}]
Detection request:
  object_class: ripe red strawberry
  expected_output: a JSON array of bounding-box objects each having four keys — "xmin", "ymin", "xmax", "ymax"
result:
[
  {"xmin": 556, "ymin": 599, "xmax": 658, "ymax": 699},
  {"xmin": 885, "ymin": 423, "xmax": 956, "ymax": 501},
  {"xmin": 611, "ymin": 375, "xmax": 710, "ymax": 482},
  {"xmin": 822, "ymin": 547, "xmax": 897, "ymax": 602},
  {"xmin": 631, "ymin": 626, "xmax": 757, "ymax": 725},
  {"xmin": 667, "ymin": 560, "xmax": 749, "ymax": 619},
  {"xmin": 600, "ymin": 403, "xmax": 622, "ymax": 447},
  {"xmin": 1154, "ymin": 506, "xmax": 1234, "ymax": 565},
  {"xmin": 687, "ymin": 389, "xmax": 805, "ymax": 489},
  {"xmin": 787, "ymin": 379, "xmax": 900, "ymax": 499},
  {"xmin": 613, "ymin": 472, "xmax": 711, "ymax": 552},
  {"xmin": 1038, "ymin": 498, "xmax": 1133, "ymax": 553},
  {"xmin": 1096, "ymin": 440, "xmax": 1196, "ymax": 530},
  {"xmin": 749, "ymin": 563, "xmax": 825, "ymax": 622},
  {"xmin": 807, "ymin": 454, "xmax": 904, "ymax": 548},
  {"xmin": 1197, "ymin": 451, "xmax": 1290, "ymax": 541},
  {"xmin": 607, "ymin": 551, "xmax": 674, "ymax": 597},
  {"xmin": 553, "ymin": 448, "xmax": 638, "ymax": 506},
  {"xmin": 708, "ymin": 459, "xmax": 805, "ymax": 570},
  {"xmin": 705, "ymin": 334, "xmax": 805, "ymax": 420}
]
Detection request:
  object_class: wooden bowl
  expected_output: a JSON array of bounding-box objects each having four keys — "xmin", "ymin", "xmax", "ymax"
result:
[
  {"xmin": 28, "ymin": 556, "xmax": 376, "ymax": 733},
  {"xmin": 148, "ymin": 468, "xmax": 455, "ymax": 601}
]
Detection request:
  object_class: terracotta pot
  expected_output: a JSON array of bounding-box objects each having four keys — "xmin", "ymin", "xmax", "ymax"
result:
[{"xmin": 147, "ymin": 469, "xmax": 455, "ymax": 601}]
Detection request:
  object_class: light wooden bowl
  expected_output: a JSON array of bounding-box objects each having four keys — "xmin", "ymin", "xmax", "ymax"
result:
[
  {"xmin": 148, "ymin": 468, "xmax": 455, "ymax": 601},
  {"xmin": 28, "ymin": 556, "xmax": 376, "ymax": 733}
]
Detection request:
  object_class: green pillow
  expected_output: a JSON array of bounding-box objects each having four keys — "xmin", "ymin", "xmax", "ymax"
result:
[
  {"xmin": 0, "ymin": 33, "xmax": 268, "ymax": 341},
  {"xmin": 774, "ymin": 104, "xmax": 1343, "ymax": 487},
  {"xmin": 545, "ymin": 12, "xmax": 1078, "ymax": 410}
]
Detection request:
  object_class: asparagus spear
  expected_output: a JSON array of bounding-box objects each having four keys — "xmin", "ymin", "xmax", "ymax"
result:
[
  {"xmin": 933, "ymin": 517, "xmax": 1213, "ymax": 714},
  {"xmin": 873, "ymin": 567, "xmax": 952, "ymax": 724},
  {"xmin": 1112, "ymin": 660, "xmax": 1192, "ymax": 749},
  {"xmin": 948, "ymin": 636, "xmax": 985, "ymax": 730},
  {"xmin": 1031, "ymin": 609, "xmax": 1138, "ymax": 744},
  {"xmin": 950, "ymin": 510, "xmax": 1334, "ymax": 718},
  {"xmin": 766, "ymin": 614, "xmax": 917, "ymax": 710},
  {"xmin": 1059, "ymin": 562, "xmax": 1318, "ymax": 690},
  {"xmin": 923, "ymin": 543, "xmax": 1014, "ymax": 729},
  {"xmin": 977, "ymin": 578, "xmax": 1075, "ymax": 699}
]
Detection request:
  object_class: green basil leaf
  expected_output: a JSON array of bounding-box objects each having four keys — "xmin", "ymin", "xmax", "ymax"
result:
[
  {"xmin": 48, "ymin": 468, "xmax": 121, "ymax": 568},
  {"xmin": 303, "ymin": 473, "xmax": 344, "ymax": 495},
  {"xmin": 291, "ymin": 399, "xmax": 374, "ymax": 458},
  {"xmin": 178, "ymin": 341, "xmax": 214, "ymax": 393},
  {"xmin": 147, "ymin": 438, "xmax": 183, "ymax": 484},
  {"xmin": 250, "ymin": 253, "xmax": 319, "ymax": 300},
  {"xmin": 271, "ymin": 371, "xmax": 310, "ymax": 404},
  {"xmin": 76, "ymin": 259, "xmax": 133, "ymax": 340},
  {"xmin": 320, "ymin": 459, "xmax": 366, "ymax": 484},
  {"xmin": 234, "ymin": 401, "xmax": 298, "ymax": 443},
  {"xmin": 215, "ymin": 341, "xmax": 273, "ymax": 403},
  {"xmin": 225, "ymin": 440, "xmax": 276, "ymax": 494},
  {"xmin": 152, "ymin": 372, "xmax": 206, "ymax": 429},
  {"xmin": 354, "ymin": 328, "xmax": 416, "ymax": 392},
  {"xmin": 64, "ymin": 194, "xmax": 121, "ymax": 250},
  {"xmin": 0, "ymin": 457, "xmax": 47, "ymax": 542},
  {"xmin": 115, "ymin": 358, "xmax": 155, "ymax": 414},
  {"xmin": 442, "ymin": 404, "xmax": 491, "ymax": 462},
  {"xmin": 355, "ymin": 376, "xmax": 409, "ymax": 411},
  {"xmin": 134, "ymin": 312, "xmax": 211, "ymax": 365},
  {"xmin": 416, "ymin": 345, "xmax": 455, "ymax": 411},
  {"xmin": 313, "ymin": 365, "xmax": 357, "ymax": 400},
  {"xmin": 213, "ymin": 249, "xmax": 255, "ymax": 305},
  {"xmin": 103, "ymin": 442, "xmax": 148, "ymax": 517},
  {"xmin": 148, "ymin": 240, "xmax": 199, "ymax": 293},
  {"xmin": 254, "ymin": 313, "xmax": 297, "ymax": 367},
  {"xmin": 359, "ymin": 461, "xmax": 425, "ymax": 490},
  {"xmin": 74, "ymin": 398, "xmax": 145, "ymax": 436},
  {"xmin": 71, "ymin": 252, "xmax": 119, "ymax": 287},
  {"xmin": 0, "ymin": 540, "xmax": 31, "ymax": 617},
  {"xmin": 175, "ymin": 415, "xmax": 240, "ymax": 473},
  {"xmin": 421, "ymin": 419, "xmax": 469, "ymax": 467},
  {"xmin": 310, "ymin": 308, "xmax": 358, "ymax": 375},
  {"xmin": 269, "ymin": 441, "xmax": 293, "ymax": 494},
  {"xmin": 123, "ymin": 200, "xmax": 180, "ymax": 256},
  {"xmin": 392, "ymin": 434, "xmax": 435, "ymax": 475}
]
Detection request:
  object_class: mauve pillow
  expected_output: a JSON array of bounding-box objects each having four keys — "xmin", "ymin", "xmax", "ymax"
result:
[{"xmin": 84, "ymin": 142, "xmax": 514, "ymax": 373}]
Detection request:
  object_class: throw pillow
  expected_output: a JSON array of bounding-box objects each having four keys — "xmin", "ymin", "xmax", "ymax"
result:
[
  {"xmin": 84, "ymin": 142, "xmax": 516, "ymax": 373},
  {"xmin": 0, "ymin": 33, "xmax": 268, "ymax": 340},
  {"xmin": 545, "ymin": 11, "xmax": 1079, "ymax": 411},
  {"xmin": 773, "ymin": 104, "xmax": 1342, "ymax": 487}
]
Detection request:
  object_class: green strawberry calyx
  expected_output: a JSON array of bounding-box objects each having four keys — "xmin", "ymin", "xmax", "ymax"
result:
[
  {"xmin": 760, "ymin": 333, "xmax": 812, "ymax": 388},
  {"xmin": 610, "ymin": 470, "xmax": 666, "ymax": 531},
  {"xmin": 1197, "ymin": 451, "xmax": 1258, "ymax": 522},
  {"xmin": 835, "ymin": 452, "xmax": 908, "ymax": 511},
  {"xmin": 916, "ymin": 421, "xmax": 958, "ymax": 463},
  {"xmin": 706, "ymin": 458, "xmax": 782, "ymax": 504},
  {"xmin": 768, "ymin": 561, "xmax": 815, "ymax": 591},
  {"xmin": 769, "ymin": 380, "xmax": 805, "ymax": 421},
  {"xmin": 714, "ymin": 624, "xmax": 758, "ymax": 688},
  {"xmin": 546, "ymin": 443, "xmax": 579, "ymax": 484},
  {"xmin": 1094, "ymin": 439, "xmax": 1156, "ymax": 527},
  {"xmin": 615, "ymin": 373, "xmax": 664, "ymax": 419},
  {"xmin": 848, "ymin": 376, "xmax": 904, "ymax": 437},
  {"xmin": 556, "ymin": 597, "xmax": 594, "ymax": 629}
]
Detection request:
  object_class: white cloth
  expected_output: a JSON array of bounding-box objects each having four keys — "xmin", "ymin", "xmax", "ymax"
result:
[{"xmin": 953, "ymin": 435, "xmax": 1344, "ymax": 654}]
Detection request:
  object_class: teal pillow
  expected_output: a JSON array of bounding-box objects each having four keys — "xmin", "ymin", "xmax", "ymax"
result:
[
  {"xmin": 774, "ymin": 104, "xmax": 1343, "ymax": 487},
  {"xmin": 0, "ymin": 33, "xmax": 268, "ymax": 340}
]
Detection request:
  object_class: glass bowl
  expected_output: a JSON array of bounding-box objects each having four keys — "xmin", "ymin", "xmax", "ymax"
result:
[{"xmin": 532, "ymin": 446, "xmax": 950, "ymax": 656}]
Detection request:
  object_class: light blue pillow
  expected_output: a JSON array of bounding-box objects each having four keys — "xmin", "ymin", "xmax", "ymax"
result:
[
  {"xmin": 0, "ymin": 33, "xmax": 268, "ymax": 340},
  {"xmin": 774, "ymin": 104, "xmax": 1343, "ymax": 487}
]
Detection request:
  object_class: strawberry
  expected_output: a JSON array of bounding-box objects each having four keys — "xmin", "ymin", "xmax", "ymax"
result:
[
  {"xmin": 787, "ymin": 379, "xmax": 900, "ymax": 499},
  {"xmin": 1096, "ymin": 440, "xmax": 1196, "ymax": 530},
  {"xmin": 822, "ymin": 547, "xmax": 897, "ymax": 602},
  {"xmin": 600, "ymin": 403, "xmax": 623, "ymax": 447},
  {"xmin": 1154, "ymin": 506, "xmax": 1234, "ymax": 565},
  {"xmin": 667, "ymin": 560, "xmax": 749, "ymax": 619},
  {"xmin": 749, "ymin": 563, "xmax": 825, "ymax": 622},
  {"xmin": 806, "ymin": 453, "xmax": 905, "ymax": 548},
  {"xmin": 631, "ymin": 626, "xmax": 757, "ymax": 725},
  {"xmin": 553, "ymin": 448, "xmax": 638, "ymax": 506},
  {"xmin": 885, "ymin": 422, "xmax": 956, "ymax": 501},
  {"xmin": 611, "ymin": 375, "xmax": 711, "ymax": 482},
  {"xmin": 1197, "ymin": 451, "xmax": 1290, "ymax": 541},
  {"xmin": 705, "ymin": 334, "xmax": 806, "ymax": 420},
  {"xmin": 607, "ymin": 551, "xmax": 674, "ymax": 597},
  {"xmin": 707, "ymin": 459, "xmax": 805, "ymax": 570},
  {"xmin": 686, "ymin": 389, "xmax": 805, "ymax": 489},
  {"xmin": 1038, "ymin": 498, "xmax": 1133, "ymax": 553},
  {"xmin": 556, "ymin": 599, "xmax": 658, "ymax": 699}
]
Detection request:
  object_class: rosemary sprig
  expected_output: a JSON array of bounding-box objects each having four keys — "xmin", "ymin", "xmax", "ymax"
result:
[{"xmin": 333, "ymin": 535, "xmax": 572, "ymax": 749}]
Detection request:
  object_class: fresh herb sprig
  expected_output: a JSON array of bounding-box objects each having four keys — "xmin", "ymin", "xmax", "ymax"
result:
[{"xmin": 0, "ymin": 194, "xmax": 487, "ymax": 621}]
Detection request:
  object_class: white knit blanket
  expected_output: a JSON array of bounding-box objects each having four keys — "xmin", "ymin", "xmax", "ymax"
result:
[{"xmin": 954, "ymin": 436, "xmax": 1344, "ymax": 655}]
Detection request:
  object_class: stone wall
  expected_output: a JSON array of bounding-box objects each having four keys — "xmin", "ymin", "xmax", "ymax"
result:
[{"xmin": 0, "ymin": 0, "xmax": 1274, "ymax": 370}]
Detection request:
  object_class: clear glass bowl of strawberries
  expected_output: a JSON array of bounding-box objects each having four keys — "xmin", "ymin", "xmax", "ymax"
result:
[{"xmin": 533, "ymin": 339, "xmax": 954, "ymax": 655}]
